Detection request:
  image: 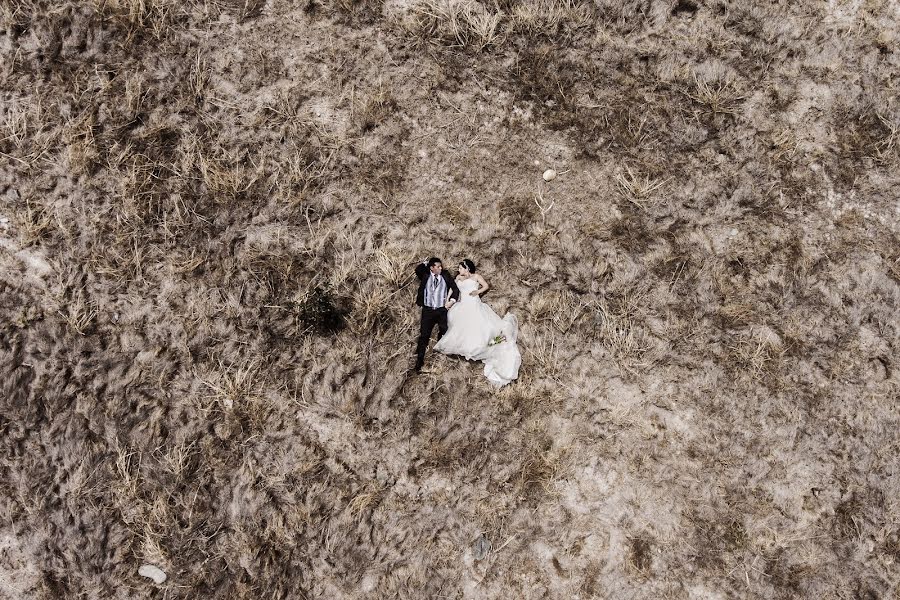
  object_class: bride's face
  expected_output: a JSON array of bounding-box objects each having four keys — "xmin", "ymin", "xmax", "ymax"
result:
[{"xmin": 458, "ymin": 264, "xmax": 469, "ymax": 276}]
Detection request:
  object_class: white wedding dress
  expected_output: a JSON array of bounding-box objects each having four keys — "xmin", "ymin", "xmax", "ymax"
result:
[{"xmin": 434, "ymin": 278, "xmax": 521, "ymax": 387}]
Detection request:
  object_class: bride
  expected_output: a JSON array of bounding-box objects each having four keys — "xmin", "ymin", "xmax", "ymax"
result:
[{"xmin": 434, "ymin": 259, "xmax": 521, "ymax": 387}]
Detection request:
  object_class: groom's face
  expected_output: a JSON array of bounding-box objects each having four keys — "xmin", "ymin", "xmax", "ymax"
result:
[{"xmin": 430, "ymin": 262, "xmax": 442, "ymax": 276}]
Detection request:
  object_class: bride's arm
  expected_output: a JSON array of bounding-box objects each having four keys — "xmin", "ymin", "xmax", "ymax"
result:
[
  {"xmin": 444, "ymin": 290, "xmax": 458, "ymax": 309},
  {"xmin": 447, "ymin": 275, "xmax": 461, "ymax": 301},
  {"xmin": 470, "ymin": 274, "xmax": 490, "ymax": 296},
  {"xmin": 445, "ymin": 277, "xmax": 460, "ymax": 309}
]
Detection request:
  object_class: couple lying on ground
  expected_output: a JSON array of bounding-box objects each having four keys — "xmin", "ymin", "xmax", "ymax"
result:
[{"xmin": 413, "ymin": 257, "xmax": 521, "ymax": 387}]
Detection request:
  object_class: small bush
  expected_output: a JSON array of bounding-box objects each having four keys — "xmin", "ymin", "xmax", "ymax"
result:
[{"xmin": 294, "ymin": 287, "xmax": 349, "ymax": 334}]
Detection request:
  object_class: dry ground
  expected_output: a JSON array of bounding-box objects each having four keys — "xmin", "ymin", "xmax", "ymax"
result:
[{"xmin": 1, "ymin": 0, "xmax": 899, "ymax": 598}]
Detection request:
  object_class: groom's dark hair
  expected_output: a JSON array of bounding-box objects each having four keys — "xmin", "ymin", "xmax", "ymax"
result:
[{"xmin": 427, "ymin": 257, "xmax": 442, "ymax": 268}]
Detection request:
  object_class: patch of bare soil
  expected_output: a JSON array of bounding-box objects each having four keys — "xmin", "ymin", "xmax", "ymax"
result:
[{"xmin": 1, "ymin": 0, "xmax": 898, "ymax": 597}]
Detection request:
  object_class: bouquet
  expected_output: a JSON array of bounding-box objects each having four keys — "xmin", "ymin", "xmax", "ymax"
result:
[{"xmin": 488, "ymin": 334, "xmax": 506, "ymax": 346}]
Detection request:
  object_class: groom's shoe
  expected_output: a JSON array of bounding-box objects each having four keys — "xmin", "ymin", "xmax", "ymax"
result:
[{"xmin": 413, "ymin": 361, "xmax": 424, "ymax": 373}]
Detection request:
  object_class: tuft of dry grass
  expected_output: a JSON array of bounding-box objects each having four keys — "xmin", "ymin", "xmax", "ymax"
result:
[
  {"xmin": 353, "ymin": 84, "xmax": 399, "ymax": 133},
  {"xmin": 626, "ymin": 535, "xmax": 653, "ymax": 575},
  {"xmin": 682, "ymin": 74, "xmax": 745, "ymax": 115},
  {"xmin": 57, "ymin": 296, "xmax": 98, "ymax": 336},
  {"xmin": 722, "ymin": 327, "xmax": 785, "ymax": 382},
  {"xmin": 716, "ymin": 301, "xmax": 757, "ymax": 330},
  {"xmin": 93, "ymin": 0, "xmax": 182, "ymax": 40},
  {"xmin": 346, "ymin": 281, "xmax": 395, "ymax": 334},
  {"xmin": 194, "ymin": 358, "xmax": 274, "ymax": 438},
  {"xmin": 16, "ymin": 198, "xmax": 54, "ymax": 245},
  {"xmin": 528, "ymin": 289, "xmax": 586, "ymax": 333},
  {"xmin": 196, "ymin": 146, "xmax": 261, "ymax": 201},
  {"xmin": 523, "ymin": 329, "xmax": 565, "ymax": 379},
  {"xmin": 61, "ymin": 111, "xmax": 100, "ymax": 176},
  {"xmin": 112, "ymin": 438, "xmax": 141, "ymax": 503},
  {"xmin": 511, "ymin": 420, "xmax": 568, "ymax": 505},
  {"xmin": 374, "ymin": 247, "xmax": 412, "ymax": 288},
  {"xmin": 403, "ymin": 0, "xmax": 504, "ymax": 51},
  {"xmin": 614, "ymin": 164, "xmax": 667, "ymax": 209},
  {"xmin": 871, "ymin": 113, "xmax": 899, "ymax": 163},
  {"xmin": 508, "ymin": 0, "xmax": 592, "ymax": 35},
  {"xmin": 189, "ymin": 50, "xmax": 210, "ymax": 106},
  {"xmin": 347, "ymin": 484, "xmax": 384, "ymax": 518},
  {"xmin": 196, "ymin": 358, "xmax": 263, "ymax": 412},
  {"xmin": 156, "ymin": 438, "xmax": 197, "ymax": 478},
  {"xmin": 0, "ymin": 98, "xmax": 31, "ymax": 152},
  {"xmin": 594, "ymin": 297, "xmax": 652, "ymax": 366}
]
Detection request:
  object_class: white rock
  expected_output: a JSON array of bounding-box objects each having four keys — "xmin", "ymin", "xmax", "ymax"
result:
[
  {"xmin": 138, "ymin": 564, "xmax": 167, "ymax": 584},
  {"xmin": 542, "ymin": 168, "xmax": 557, "ymax": 182}
]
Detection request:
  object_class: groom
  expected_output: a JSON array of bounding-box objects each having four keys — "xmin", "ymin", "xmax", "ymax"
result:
[{"xmin": 414, "ymin": 257, "xmax": 460, "ymax": 372}]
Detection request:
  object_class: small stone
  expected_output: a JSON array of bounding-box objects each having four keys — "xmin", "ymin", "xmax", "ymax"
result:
[
  {"xmin": 542, "ymin": 168, "xmax": 557, "ymax": 182},
  {"xmin": 533, "ymin": 159, "xmax": 540, "ymax": 166},
  {"xmin": 596, "ymin": 259, "xmax": 609, "ymax": 275},
  {"xmin": 473, "ymin": 535, "xmax": 491, "ymax": 560},
  {"xmin": 139, "ymin": 564, "xmax": 167, "ymax": 584}
]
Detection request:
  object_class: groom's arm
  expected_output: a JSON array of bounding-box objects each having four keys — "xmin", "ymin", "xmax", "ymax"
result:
[{"xmin": 415, "ymin": 261, "xmax": 429, "ymax": 281}]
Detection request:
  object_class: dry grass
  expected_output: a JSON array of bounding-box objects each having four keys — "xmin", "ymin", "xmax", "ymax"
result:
[
  {"xmin": 508, "ymin": 0, "xmax": 592, "ymax": 35},
  {"xmin": 353, "ymin": 84, "xmax": 399, "ymax": 133},
  {"xmin": 57, "ymin": 295, "xmax": 98, "ymax": 336},
  {"xmin": 511, "ymin": 420, "xmax": 568, "ymax": 504},
  {"xmin": 682, "ymin": 74, "xmax": 745, "ymax": 116},
  {"xmin": 373, "ymin": 247, "xmax": 412, "ymax": 288},
  {"xmin": 528, "ymin": 289, "xmax": 586, "ymax": 333},
  {"xmin": 402, "ymin": 0, "xmax": 504, "ymax": 50},
  {"xmin": 524, "ymin": 329, "xmax": 565, "ymax": 379},
  {"xmin": 346, "ymin": 281, "xmax": 395, "ymax": 334},
  {"xmin": 196, "ymin": 358, "xmax": 263, "ymax": 411},
  {"xmin": 196, "ymin": 146, "xmax": 261, "ymax": 200},
  {"xmin": 0, "ymin": 98, "xmax": 31, "ymax": 150},
  {"xmin": 723, "ymin": 329, "xmax": 785, "ymax": 381},
  {"xmin": 871, "ymin": 112, "xmax": 899, "ymax": 164},
  {"xmin": 93, "ymin": 0, "xmax": 183, "ymax": 40},
  {"xmin": 614, "ymin": 164, "xmax": 667, "ymax": 209},
  {"xmin": 592, "ymin": 294, "xmax": 660, "ymax": 371},
  {"xmin": 1, "ymin": 0, "xmax": 898, "ymax": 598},
  {"xmin": 16, "ymin": 198, "xmax": 54, "ymax": 245}
]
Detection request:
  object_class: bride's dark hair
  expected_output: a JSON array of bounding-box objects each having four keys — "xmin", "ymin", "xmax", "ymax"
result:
[{"xmin": 460, "ymin": 259, "xmax": 477, "ymax": 273}]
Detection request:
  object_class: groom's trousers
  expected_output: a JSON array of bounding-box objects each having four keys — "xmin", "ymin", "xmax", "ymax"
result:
[{"xmin": 416, "ymin": 307, "xmax": 448, "ymax": 368}]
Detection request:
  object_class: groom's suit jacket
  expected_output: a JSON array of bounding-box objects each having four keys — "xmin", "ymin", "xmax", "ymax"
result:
[{"xmin": 415, "ymin": 263, "xmax": 461, "ymax": 307}]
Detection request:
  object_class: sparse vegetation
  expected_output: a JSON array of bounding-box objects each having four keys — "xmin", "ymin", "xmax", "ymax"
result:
[
  {"xmin": 0, "ymin": 0, "xmax": 897, "ymax": 598},
  {"xmin": 403, "ymin": 0, "xmax": 504, "ymax": 51}
]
